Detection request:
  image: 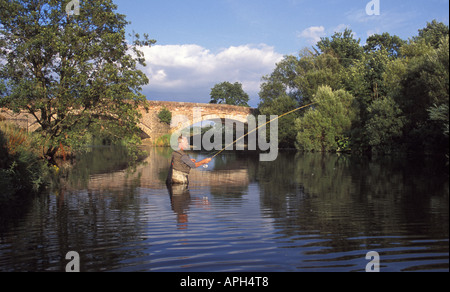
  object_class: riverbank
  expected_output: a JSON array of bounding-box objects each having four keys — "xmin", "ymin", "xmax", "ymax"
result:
[
  {"xmin": 0, "ymin": 122, "xmax": 53, "ymax": 204},
  {"xmin": 1, "ymin": 118, "xmax": 153, "ymax": 205}
]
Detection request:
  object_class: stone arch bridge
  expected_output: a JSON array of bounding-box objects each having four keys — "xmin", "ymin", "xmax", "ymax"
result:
[{"xmin": 0, "ymin": 101, "xmax": 256, "ymax": 143}]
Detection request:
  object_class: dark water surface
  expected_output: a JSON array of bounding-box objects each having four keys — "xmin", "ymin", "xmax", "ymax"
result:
[{"xmin": 1, "ymin": 147, "xmax": 448, "ymax": 272}]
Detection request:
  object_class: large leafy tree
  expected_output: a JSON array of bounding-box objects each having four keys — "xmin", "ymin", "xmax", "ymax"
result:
[
  {"xmin": 259, "ymin": 49, "xmax": 344, "ymax": 108},
  {"xmin": 0, "ymin": 0, "xmax": 155, "ymax": 162},
  {"xmin": 210, "ymin": 81, "xmax": 249, "ymax": 106}
]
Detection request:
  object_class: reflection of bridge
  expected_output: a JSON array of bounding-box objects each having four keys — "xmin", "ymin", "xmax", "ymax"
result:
[
  {"xmin": 68, "ymin": 147, "xmax": 249, "ymax": 192},
  {"xmin": 0, "ymin": 101, "xmax": 255, "ymax": 143}
]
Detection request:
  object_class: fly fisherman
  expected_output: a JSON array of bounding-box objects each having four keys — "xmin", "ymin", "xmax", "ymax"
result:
[{"xmin": 167, "ymin": 136, "xmax": 212, "ymax": 186}]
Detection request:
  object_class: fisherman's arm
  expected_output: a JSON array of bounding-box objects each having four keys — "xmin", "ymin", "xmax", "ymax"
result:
[
  {"xmin": 181, "ymin": 155, "xmax": 196, "ymax": 168},
  {"xmin": 182, "ymin": 155, "xmax": 211, "ymax": 168},
  {"xmin": 194, "ymin": 158, "xmax": 212, "ymax": 168}
]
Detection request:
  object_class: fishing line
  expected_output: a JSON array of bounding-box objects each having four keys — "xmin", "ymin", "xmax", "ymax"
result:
[{"xmin": 207, "ymin": 101, "xmax": 318, "ymax": 161}]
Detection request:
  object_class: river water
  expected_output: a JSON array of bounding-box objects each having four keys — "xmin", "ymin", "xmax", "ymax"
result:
[{"xmin": 0, "ymin": 147, "xmax": 448, "ymax": 272}]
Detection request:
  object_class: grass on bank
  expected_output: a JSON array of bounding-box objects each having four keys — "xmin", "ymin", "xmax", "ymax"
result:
[
  {"xmin": 154, "ymin": 134, "xmax": 172, "ymax": 147},
  {"xmin": 0, "ymin": 122, "xmax": 52, "ymax": 204}
]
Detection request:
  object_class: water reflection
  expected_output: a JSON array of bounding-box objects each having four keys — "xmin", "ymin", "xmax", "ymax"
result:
[
  {"xmin": 0, "ymin": 146, "xmax": 448, "ymax": 272},
  {"xmin": 251, "ymin": 152, "xmax": 449, "ymax": 271},
  {"xmin": 255, "ymin": 152, "xmax": 448, "ymax": 232},
  {"xmin": 167, "ymin": 184, "xmax": 191, "ymax": 229}
]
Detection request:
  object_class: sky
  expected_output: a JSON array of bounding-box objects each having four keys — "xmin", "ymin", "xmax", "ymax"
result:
[{"xmin": 113, "ymin": 0, "xmax": 450, "ymax": 107}]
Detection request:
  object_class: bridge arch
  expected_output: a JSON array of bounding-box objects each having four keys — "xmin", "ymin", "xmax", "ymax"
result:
[
  {"xmin": 139, "ymin": 101, "xmax": 255, "ymax": 143},
  {"xmin": 170, "ymin": 113, "xmax": 250, "ymax": 134}
]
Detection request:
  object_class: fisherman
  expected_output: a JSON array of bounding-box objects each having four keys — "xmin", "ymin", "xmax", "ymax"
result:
[{"xmin": 167, "ymin": 136, "xmax": 212, "ymax": 186}]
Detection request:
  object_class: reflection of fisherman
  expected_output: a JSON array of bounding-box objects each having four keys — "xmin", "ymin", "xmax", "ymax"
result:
[
  {"xmin": 167, "ymin": 183, "xmax": 191, "ymax": 229},
  {"xmin": 166, "ymin": 136, "xmax": 212, "ymax": 186}
]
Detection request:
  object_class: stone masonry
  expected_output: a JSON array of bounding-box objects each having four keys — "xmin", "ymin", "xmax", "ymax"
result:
[{"xmin": 1, "ymin": 101, "xmax": 256, "ymax": 143}]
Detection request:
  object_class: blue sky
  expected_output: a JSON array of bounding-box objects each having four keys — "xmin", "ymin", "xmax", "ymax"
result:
[{"xmin": 113, "ymin": 0, "xmax": 449, "ymax": 106}]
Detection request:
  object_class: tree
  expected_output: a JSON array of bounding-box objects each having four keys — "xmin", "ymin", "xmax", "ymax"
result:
[
  {"xmin": 364, "ymin": 96, "xmax": 405, "ymax": 153},
  {"xmin": 259, "ymin": 55, "xmax": 300, "ymax": 105},
  {"xmin": 316, "ymin": 28, "xmax": 364, "ymax": 68},
  {"xmin": 295, "ymin": 86, "xmax": 356, "ymax": 152},
  {"xmin": 415, "ymin": 20, "xmax": 449, "ymax": 49},
  {"xmin": 157, "ymin": 107, "xmax": 172, "ymax": 125},
  {"xmin": 259, "ymin": 50, "xmax": 343, "ymax": 107},
  {"xmin": 428, "ymin": 104, "xmax": 449, "ymax": 157},
  {"xmin": 258, "ymin": 20, "xmax": 449, "ymax": 155},
  {"xmin": 397, "ymin": 34, "xmax": 449, "ymax": 152},
  {"xmin": 0, "ymin": 0, "xmax": 155, "ymax": 163},
  {"xmin": 259, "ymin": 94, "xmax": 299, "ymax": 148},
  {"xmin": 364, "ymin": 33, "xmax": 406, "ymax": 58},
  {"xmin": 210, "ymin": 82, "xmax": 249, "ymax": 106},
  {"xmin": 295, "ymin": 50, "xmax": 343, "ymax": 104}
]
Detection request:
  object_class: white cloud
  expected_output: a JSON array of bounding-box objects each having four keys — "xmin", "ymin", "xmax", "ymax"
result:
[
  {"xmin": 298, "ymin": 26, "xmax": 326, "ymax": 45},
  {"xmin": 137, "ymin": 44, "xmax": 283, "ymax": 105}
]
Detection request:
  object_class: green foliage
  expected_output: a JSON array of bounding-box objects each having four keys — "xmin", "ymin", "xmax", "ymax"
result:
[
  {"xmin": 428, "ymin": 103, "xmax": 449, "ymax": 137},
  {"xmin": 0, "ymin": 81, "xmax": 5, "ymax": 97},
  {"xmin": 0, "ymin": 122, "xmax": 50, "ymax": 204},
  {"xmin": 364, "ymin": 32, "xmax": 406, "ymax": 57},
  {"xmin": 210, "ymin": 82, "xmax": 250, "ymax": 106},
  {"xmin": 0, "ymin": 0, "xmax": 155, "ymax": 162},
  {"xmin": 316, "ymin": 28, "xmax": 364, "ymax": 68},
  {"xmin": 295, "ymin": 86, "xmax": 356, "ymax": 152},
  {"xmin": 397, "ymin": 34, "xmax": 449, "ymax": 153},
  {"xmin": 259, "ymin": 55, "xmax": 302, "ymax": 104},
  {"xmin": 296, "ymin": 50, "xmax": 344, "ymax": 103},
  {"xmin": 258, "ymin": 20, "xmax": 449, "ymax": 156},
  {"xmin": 364, "ymin": 97, "xmax": 405, "ymax": 153},
  {"xmin": 154, "ymin": 134, "xmax": 171, "ymax": 147},
  {"xmin": 260, "ymin": 50, "xmax": 344, "ymax": 107},
  {"xmin": 414, "ymin": 20, "xmax": 450, "ymax": 49},
  {"xmin": 158, "ymin": 107, "xmax": 172, "ymax": 125},
  {"xmin": 259, "ymin": 94, "xmax": 299, "ymax": 148}
]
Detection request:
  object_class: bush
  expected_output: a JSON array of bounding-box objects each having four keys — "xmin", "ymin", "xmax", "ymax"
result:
[
  {"xmin": 0, "ymin": 122, "xmax": 50, "ymax": 204},
  {"xmin": 158, "ymin": 107, "xmax": 172, "ymax": 125},
  {"xmin": 295, "ymin": 86, "xmax": 357, "ymax": 152},
  {"xmin": 154, "ymin": 134, "xmax": 171, "ymax": 147}
]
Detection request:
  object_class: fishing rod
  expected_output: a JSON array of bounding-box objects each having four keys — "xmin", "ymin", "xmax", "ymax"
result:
[{"xmin": 202, "ymin": 101, "xmax": 318, "ymax": 167}]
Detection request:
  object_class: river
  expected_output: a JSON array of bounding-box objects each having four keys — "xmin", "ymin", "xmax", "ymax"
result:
[{"xmin": 0, "ymin": 146, "xmax": 448, "ymax": 272}]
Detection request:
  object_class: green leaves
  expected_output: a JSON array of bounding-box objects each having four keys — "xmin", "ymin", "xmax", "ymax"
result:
[
  {"xmin": 317, "ymin": 28, "xmax": 364, "ymax": 68},
  {"xmin": 364, "ymin": 97, "xmax": 405, "ymax": 153},
  {"xmin": 1, "ymin": 0, "xmax": 156, "ymax": 160},
  {"xmin": 158, "ymin": 107, "xmax": 172, "ymax": 125},
  {"xmin": 258, "ymin": 21, "xmax": 449, "ymax": 156},
  {"xmin": 364, "ymin": 32, "xmax": 406, "ymax": 57},
  {"xmin": 259, "ymin": 94, "xmax": 299, "ymax": 148},
  {"xmin": 295, "ymin": 86, "xmax": 356, "ymax": 152},
  {"xmin": 210, "ymin": 81, "xmax": 250, "ymax": 107}
]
